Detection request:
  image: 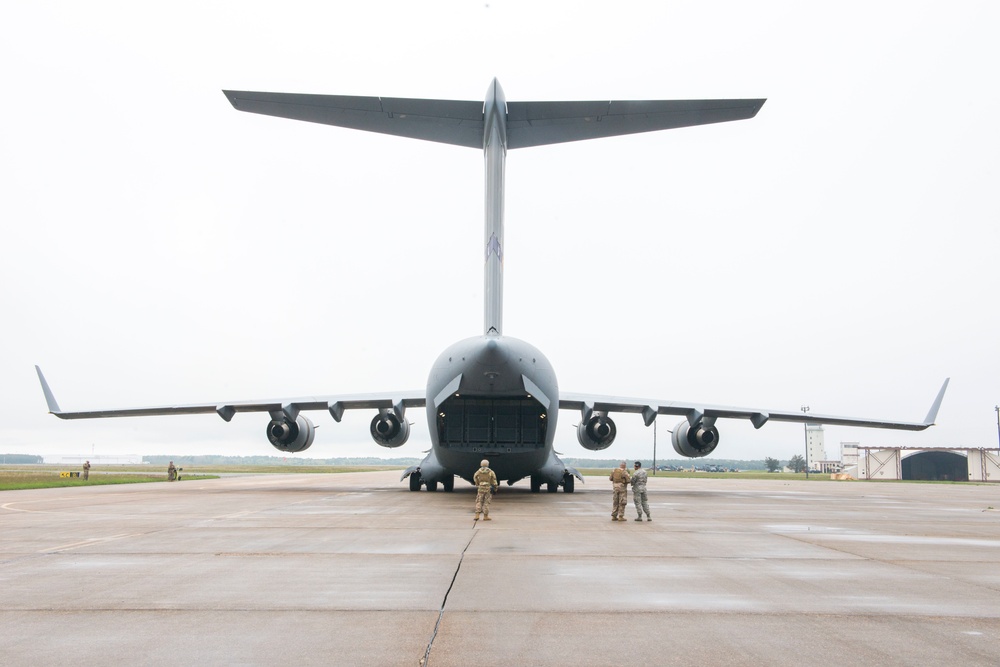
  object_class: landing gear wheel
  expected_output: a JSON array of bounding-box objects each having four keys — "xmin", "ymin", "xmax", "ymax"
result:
[
  {"xmin": 426, "ymin": 480, "xmax": 439, "ymax": 492},
  {"xmin": 442, "ymin": 475, "xmax": 454, "ymax": 492},
  {"xmin": 546, "ymin": 482, "xmax": 558, "ymax": 493},
  {"xmin": 530, "ymin": 475, "xmax": 542, "ymax": 493},
  {"xmin": 562, "ymin": 474, "xmax": 575, "ymax": 493},
  {"xmin": 408, "ymin": 473, "xmax": 421, "ymax": 492}
]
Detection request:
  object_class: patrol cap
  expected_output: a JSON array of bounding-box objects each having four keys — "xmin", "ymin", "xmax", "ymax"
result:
[{"xmin": 481, "ymin": 459, "xmax": 489, "ymax": 467}]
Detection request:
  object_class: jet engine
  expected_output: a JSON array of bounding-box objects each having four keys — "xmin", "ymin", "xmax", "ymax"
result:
[
  {"xmin": 370, "ymin": 412, "xmax": 410, "ymax": 448},
  {"xmin": 266, "ymin": 414, "xmax": 316, "ymax": 453},
  {"xmin": 671, "ymin": 419, "xmax": 720, "ymax": 458},
  {"xmin": 577, "ymin": 413, "xmax": 617, "ymax": 451}
]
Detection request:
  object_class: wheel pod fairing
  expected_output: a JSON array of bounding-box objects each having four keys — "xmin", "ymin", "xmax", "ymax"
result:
[
  {"xmin": 370, "ymin": 413, "xmax": 410, "ymax": 448},
  {"xmin": 671, "ymin": 419, "xmax": 719, "ymax": 458},
  {"xmin": 576, "ymin": 414, "xmax": 617, "ymax": 451},
  {"xmin": 266, "ymin": 415, "xmax": 316, "ymax": 453}
]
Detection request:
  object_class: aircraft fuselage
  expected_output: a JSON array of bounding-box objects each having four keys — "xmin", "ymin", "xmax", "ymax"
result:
[{"xmin": 420, "ymin": 334, "xmax": 561, "ymax": 486}]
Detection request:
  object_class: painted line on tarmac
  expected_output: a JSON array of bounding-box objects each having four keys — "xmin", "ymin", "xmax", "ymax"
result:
[
  {"xmin": 40, "ymin": 532, "xmax": 143, "ymax": 554},
  {"xmin": 1, "ymin": 492, "xmax": 146, "ymax": 514}
]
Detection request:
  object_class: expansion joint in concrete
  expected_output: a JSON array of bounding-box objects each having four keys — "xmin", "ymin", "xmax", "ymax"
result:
[{"xmin": 420, "ymin": 531, "xmax": 477, "ymax": 666}]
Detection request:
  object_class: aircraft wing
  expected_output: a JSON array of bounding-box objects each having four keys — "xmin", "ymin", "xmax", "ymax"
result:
[
  {"xmin": 35, "ymin": 366, "xmax": 424, "ymax": 423},
  {"xmin": 223, "ymin": 90, "xmax": 765, "ymax": 150},
  {"xmin": 559, "ymin": 378, "xmax": 950, "ymax": 431}
]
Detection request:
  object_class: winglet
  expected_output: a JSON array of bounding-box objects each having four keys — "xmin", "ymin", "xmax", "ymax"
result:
[
  {"xmin": 923, "ymin": 378, "xmax": 950, "ymax": 426},
  {"xmin": 34, "ymin": 366, "xmax": 63, "ymax": 415}
]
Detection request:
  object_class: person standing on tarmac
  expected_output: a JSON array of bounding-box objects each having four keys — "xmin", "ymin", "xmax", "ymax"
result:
[
  {"xmin": 82, "ymin": 460, "xmax": 90, "ymax": 481},
  {"xmin": 473, "ymin": 459, "xmax": 498, "ymax": 521},
  {"xmin": 609, "ymin": 461, "xmax": 630, "ymax": 521},
  {"xmin": 167, "ymin": 461, "xmax": 177, "ymax": 482},
  {"xmin": 632, "ymin": 460, "xmax": 651, "ymax": 521}
]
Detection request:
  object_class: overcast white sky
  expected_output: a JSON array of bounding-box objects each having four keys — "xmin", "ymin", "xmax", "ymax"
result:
[{"xmin": 2, "ymin": 1, "xmax": 998, "ymax": 464}]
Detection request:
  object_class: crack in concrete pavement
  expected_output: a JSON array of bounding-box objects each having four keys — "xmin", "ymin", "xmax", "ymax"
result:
[{"xmin": 420, "ymin": 529, "xmax": 478, "ymax": 666}]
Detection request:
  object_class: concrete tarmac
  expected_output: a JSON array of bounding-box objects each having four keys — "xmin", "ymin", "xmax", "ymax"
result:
[{"xmin": 2, "ymin": 471, "xmax": 999, "ymax": 666}]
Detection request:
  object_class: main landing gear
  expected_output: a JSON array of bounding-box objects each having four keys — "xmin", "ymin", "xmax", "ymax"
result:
[
  {"xmin": 407, "ymin": 472, "xmax": 455, "ymax": 492},
  {"xmin": 529, "ymin": 473, "xmax": 575, "ymax": 493}
]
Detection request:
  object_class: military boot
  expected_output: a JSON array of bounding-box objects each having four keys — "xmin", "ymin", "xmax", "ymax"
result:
[
  {"xmin": 483, "ymin": 515, "xmax": 492, "ymax": 521},
  {"xmin": 474, "ymin": 513, "xmax": 480, "ymax": 521},
  {"xmin": 634, "ymin": 517, "xmax": 642, "ymax": 521}
]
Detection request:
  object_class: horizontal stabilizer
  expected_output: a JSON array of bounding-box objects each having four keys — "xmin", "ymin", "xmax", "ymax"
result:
[
  {"xmin": 224, "ymin": 88, "xmax": 765, "ymax": 151},
  {"xmin": 223, "ymin": 91, "xmax": 485, "ymax": 148},
  {"xmin": 506, "ymin": 98, "xmax": 766, "ymax": 149}
]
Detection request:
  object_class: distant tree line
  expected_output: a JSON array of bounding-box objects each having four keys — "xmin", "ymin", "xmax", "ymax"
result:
[
  {"xmin": 142, "ymin": 455, "xmax": 422, "ymax": 466},
  {"xmin": 556, "ymin": 458, "xmax": 770, "ymax": 470},
  {"xmin": 1, "ymin": 454, "xmax": 44, "ymax": 464},
  {"xmin": 0, "ymin": 453, "xmax": 818, "ymax": 471},
  {"xmin": 137, "ymin": 455, "xmax": 773, "ymax": 469},
  {"xmin": 139, "ymin": 454, "xmax": 767, "ymax": 470}
]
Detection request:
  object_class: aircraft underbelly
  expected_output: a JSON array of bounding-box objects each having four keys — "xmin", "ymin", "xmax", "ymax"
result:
[{"xmin": 438, "ymin": 448, "xmax": 549, "ymax": 484}]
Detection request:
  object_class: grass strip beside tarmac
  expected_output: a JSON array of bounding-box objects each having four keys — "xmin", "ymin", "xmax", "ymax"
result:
[
  {"xmin": 0, "ymin": 465, "xmax": 400, "ymax": 491},
  {"xmin": 0, "ymin": 471, "xmax": 216, "ymax": 490}
]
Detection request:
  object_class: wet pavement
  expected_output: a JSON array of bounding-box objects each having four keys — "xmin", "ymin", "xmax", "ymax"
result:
[{"xmin": 2, "ymin": 471, "xmax": 998, "ymax": 666}]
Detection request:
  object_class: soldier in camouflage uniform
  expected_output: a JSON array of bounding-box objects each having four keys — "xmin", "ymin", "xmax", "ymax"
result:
[
  {"xmin": 82, "ymin": 460, "xmax": 90, "ymax": 481},
  {"xmin": 473, "ymin": 459, "xmax": 498, "ymax": 521},
  {"xmin": 631, "ymin": 460, "xmax": 651, "ymax": 521},
  {"xmin": 609, "ymin": 462, "xmax": 630, "ymax": 521}
]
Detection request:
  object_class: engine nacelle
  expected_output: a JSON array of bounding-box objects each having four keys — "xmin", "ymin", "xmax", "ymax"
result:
[
  {"xmin": 671, "ymin": 419, "xmax": 720, "ymax": 458},
  {"xmin": 266, "ymin": 414, "xmax": 316, "ymax": 453},
  {"xmin": 370, "ymin": 412, "xmax": 410, "ymax": 448},
  {"xmin": 577, "ymin": 414, "xmax": 617, "ymax": 451}
]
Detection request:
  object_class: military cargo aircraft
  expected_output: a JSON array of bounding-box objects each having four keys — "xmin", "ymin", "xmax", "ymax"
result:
[{"xmin": 36, "ymin": 80, "xmax": 949, "ymax": 493}]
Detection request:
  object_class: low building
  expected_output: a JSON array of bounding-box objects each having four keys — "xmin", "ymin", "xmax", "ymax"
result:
[
  {"xmin": 840, "ymin": 441, "xmax": 859, "ymax": 469},
  {"xmin": 857, "ymin": 447, "xmax": 1000, "ymax": 481}
]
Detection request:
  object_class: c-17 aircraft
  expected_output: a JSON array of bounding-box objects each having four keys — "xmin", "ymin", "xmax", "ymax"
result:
[{"xmin": 36, "ymin": 79, "xmax": 949, "ymax": 493}]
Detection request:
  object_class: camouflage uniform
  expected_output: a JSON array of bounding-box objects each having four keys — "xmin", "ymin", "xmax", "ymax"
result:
[
  {"xmin": 631, "ymin": 465, "xmax": 650, "ymax": 520},
  {"xmin": 167, "ymin": 462, "xmax": 177, "ymax": 482},
  {"xmin": 609, "ymin": 466, "xmax": 630, "ymax": 520},
  {"xmin": 473, "ymin": 463, "xmax": 498, "ymax": 520},
  {"xmin": 82, "ymin": 461, "xmax": 90, "ymax": 481}
]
